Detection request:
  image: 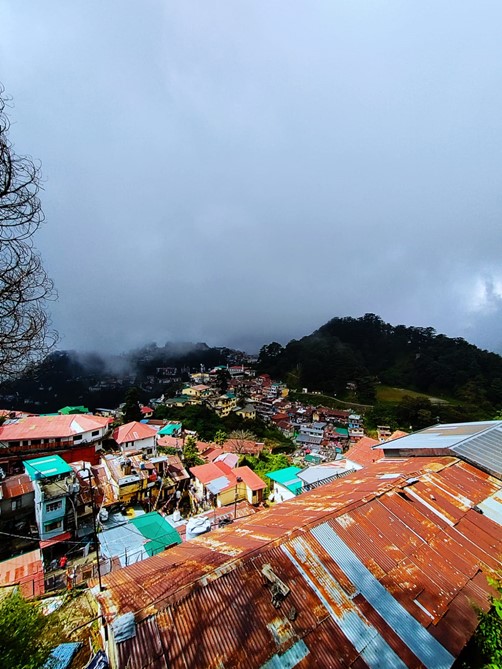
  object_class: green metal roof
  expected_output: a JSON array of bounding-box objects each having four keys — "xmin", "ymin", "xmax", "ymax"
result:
[
  {"xmin": 58, "ymin": 405, "xmax": 89, "ymax": 415},
  {"xmin": 266, "ymin": 466, "xmax": 303, "ymax": 493},
  {"xmin": 304, "ymin": 454, "xmax": 322, "ymax": 464},
  {"xmin": 130, "ymin": 512, "xmax": 181, "ymax": 556},
  {"xmin": 336, "ymin": 427, "xmax": 349, "ymax": 437},
  {"xmin": 23, "ymin": 455, "xmax": 73, "ymax": 480}
]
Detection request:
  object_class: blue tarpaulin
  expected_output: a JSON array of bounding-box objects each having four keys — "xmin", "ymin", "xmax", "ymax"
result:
[{"xmin": 44, "ymin": 642, "xmax": 81, "ymax": 669}]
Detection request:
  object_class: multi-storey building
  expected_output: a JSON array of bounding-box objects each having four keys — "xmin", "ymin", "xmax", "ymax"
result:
[
  {"xmin": 0, "ymin": 414, "xmax": 112, "ymax": 474},
  {"xmin": 23, "ymin": 455, "xmax": 77, "ymax": 546}
]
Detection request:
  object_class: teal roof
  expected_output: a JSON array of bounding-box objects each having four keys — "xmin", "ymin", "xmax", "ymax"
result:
[
  {"xmin": 130, "ymin": 512, "xmax": 181, "ymax": 556},
  {"xmin": 266, "ymin": 466, "xmax": 303, "ymax": 493},
  {"xmin": 336, "ymin": 427, "xmax": 349, "ymax": 437},
  {"xmin": 169, "ymin": 396, "xmax": 189, "ymax": 404},
  {"xmin": 24, "ymin": 455, "xmax": 73, "ymax": 480},
  {"xmin": 158, "ymin": 422, "xmax": 182, "ymax": 436}
]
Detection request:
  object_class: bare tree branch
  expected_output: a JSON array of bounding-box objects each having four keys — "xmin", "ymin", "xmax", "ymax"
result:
[{"xmin": 0, "ymin": 84, "xmax": 58, "ymax": 379}]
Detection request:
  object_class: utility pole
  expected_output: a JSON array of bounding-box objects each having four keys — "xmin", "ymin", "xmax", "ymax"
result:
[
  {"xmin": 83, "ymin": 467, "xmax": 103, "ymax": 591},
  {"xmin": 234, "ymin": 476, "xmax": 242, "ymax": 520}
]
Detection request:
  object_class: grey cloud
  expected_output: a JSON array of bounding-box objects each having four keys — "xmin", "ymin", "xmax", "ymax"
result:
[{"xmin": 1, "ymin": 1, "xmax": 501, "ymax": 355}]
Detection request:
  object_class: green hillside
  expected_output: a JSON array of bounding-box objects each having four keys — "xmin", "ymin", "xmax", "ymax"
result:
[{"xmin": 259, "ymin": 314, "xmax": 502, "ymax": 424}]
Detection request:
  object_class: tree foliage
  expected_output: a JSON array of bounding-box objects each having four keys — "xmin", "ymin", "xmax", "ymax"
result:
[
  {"xmin": 258, "ymin": 314, "xmax": 502, "ymax": 415},
  {"xmin": 0, "ymin": 590, "xmax": 59, "ymax": 669},
  {"xmin": 182, "ymin": 435, "xmax": 203, "ymax": 468},
  {"xmin": 123, "ymin": 386, "xmax": 143, "ymax": 423},
  {"xmin": 458, "ymin": 575, "xmax": 502, "ymax": 669},
  {"xmin": 0, "ymin": 85, "xmax": 57, "ymax": 379},
  {"xmin": 215, "ymin": 368, "xmax": 230, "ymax": 393}
]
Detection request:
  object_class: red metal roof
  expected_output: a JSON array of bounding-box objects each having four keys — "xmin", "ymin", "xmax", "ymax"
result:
[
  {"xmin": 189, "ymin": 462, "xmax": 266, "ymax": 492},
  {"xmin": 189, "ymin": 461, "xmax": 233, "ymax": 486},
  {"xmin": 0, "ymin": 414, "xmax": 110, "ymax": 440},
  {"xmin": 0, "ymin": 549, "xmax": 45, "ymax": 598},
  {"xmin": 92, "ymin": 456, "xmax": 502, "ymax": 668},
  {"xmin": 113, "ymin": 421, "xmax": 157, "ymax": 444},
  {"xmin": 39, "ymin": 531, "xmax": 72, "ymax": 549},
  {"xmin": 0, "ymin": 472, "xmax": 33, "ymax": 498},
  {"xmin": 345, "ymin": 435, "xmax": 383, "ymax": 466},
  {"xmin": 232, "ymin": 466, "xmax": 267, "ymax": 491}
]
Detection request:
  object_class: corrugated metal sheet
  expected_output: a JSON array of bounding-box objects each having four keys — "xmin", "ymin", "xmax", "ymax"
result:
[
  {"xmin": 0, "ymin": 549, "xmax": 45, "ymax": 598},
  {"xmin": 310, "ymin": 522, "xmax": 454, "ymax": 669},
  {"xmin": 478, "ymin": 489, "xmax": 502, "ymax": 525},
  {"xmin": 261, "ymin": 640, "xmax": 309, "ymax": 668},
  {"xmin": 452, "ymin": 424, "xmax": 502, "ymax": 479},
  {"xmin": 282, "ymin": 539, "xmax": 408, "ymax": 669},
  {"xmin": 91, "ymin": 456, "xmax": 502, "ymax": 668},
  {"xmin": 0, "ymin": 472, "xmax": 33, "ymax": 498},
  {"xmin": 381, "ymin": 421, "xmax": 499, "ymax": 450}
]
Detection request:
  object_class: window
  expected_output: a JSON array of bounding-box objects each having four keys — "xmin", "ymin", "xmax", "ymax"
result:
[
  {"xmin": 73, "ymin": 434, "xmax": 82, "ymax": 441},
  {"xmin": 11, "ymin": 499, "xmax": 22, "ymax": 511},
  {"xmin": 44, "ymin": 519, "xmax": 63, "ymax": 533},
  {"xmin": 46, "ymin": 500, "xmax": 63, "ymax": 513},
  {"xmin": 91, "ymin": 430, "xmax": 99, "ymax": 437}
]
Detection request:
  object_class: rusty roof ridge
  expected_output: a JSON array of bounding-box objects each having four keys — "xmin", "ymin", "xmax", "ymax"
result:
[{"xmin": 103, "ymin": 459, "xmax": 458, "ymax": 623}]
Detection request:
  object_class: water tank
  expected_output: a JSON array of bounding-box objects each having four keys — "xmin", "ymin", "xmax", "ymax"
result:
[{"xmin": 173, "ymin": 510, "xmax": 181, "ymax": 522}]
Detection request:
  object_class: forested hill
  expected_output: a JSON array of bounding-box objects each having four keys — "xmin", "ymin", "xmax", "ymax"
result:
[{"xmin": 258, "ymin": 314, "xmax": 502, "ymax": 411}]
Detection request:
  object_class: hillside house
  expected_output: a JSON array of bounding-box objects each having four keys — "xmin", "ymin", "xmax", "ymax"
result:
[
  {"xmin": 0, "ymin": 473, "xmax": 35, "ymax": 556},
  {"xmin": 189, "ymin": 462, "xmax": 266, "ymax": 507},
  {"xmin": 348, "ymin": 413, "xmax": 364, "ymax": 441},
  {"xmin": 113, "ymin": 422, "xmax": 158, "ymax": 456},
  {"xmin": 266, "ymin": 466, "xmax": 303, "ymax": 502},
  {"xmin": 23, "ymin": 455, "xmax": 78, "ymax": 558},
  {"xmin": 0, "ymin": 414, "xmax": 111, "ymax": 473}
]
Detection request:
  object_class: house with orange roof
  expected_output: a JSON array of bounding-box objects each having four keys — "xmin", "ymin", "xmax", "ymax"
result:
[
  {"xmin": 113, "ymin": 421, "xmax": 158, "ymax": 456},
  {"xmin": 0, "ymin": 473, "xmax": 35, "ymax": 556},
  {"xmin": 345, "ymin": 436, "xmax": 383, "ymax": 466},
  {"xmin": 0, "ymin": 549, "xmax": 45, "ymax": 599},
  {"xmin": 189, "ymin": 462, "xmax": 266, "ymax": 507}
]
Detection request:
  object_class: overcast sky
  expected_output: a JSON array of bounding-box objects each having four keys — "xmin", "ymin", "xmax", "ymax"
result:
[{"xmin": 2, "ymin": 2, "xmax": 502, "ymax": 354}]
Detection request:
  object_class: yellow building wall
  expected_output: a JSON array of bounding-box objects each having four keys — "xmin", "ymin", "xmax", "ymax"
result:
[{"xmin": 217, "ymin": 482, "xmax": 247, "ymax": 507}]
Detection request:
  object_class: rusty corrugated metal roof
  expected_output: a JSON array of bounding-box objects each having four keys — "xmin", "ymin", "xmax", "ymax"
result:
[
  {"xmin": 0, "ymin": 472, "xmax": 33, "ymax": 498},
  {"xmin": 92, "ymin": 456, "xmax": 502, "ymax": 668}
]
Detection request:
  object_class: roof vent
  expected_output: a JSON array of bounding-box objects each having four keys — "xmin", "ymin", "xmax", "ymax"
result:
[{"xmin": 261, "ymin": 563, "xmax": 290, "ymax": 608}]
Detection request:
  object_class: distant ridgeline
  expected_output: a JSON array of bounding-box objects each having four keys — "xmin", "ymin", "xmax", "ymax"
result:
[
  {"xmin": 258, "ymin": 314, "xmax": 502, "ymax": 412},
  {"xmin": 0, "ymin": 343, "xmax": 236, "ymax": 413}
]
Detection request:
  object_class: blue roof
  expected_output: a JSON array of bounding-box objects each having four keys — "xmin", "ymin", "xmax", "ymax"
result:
[{"xmin": 44, "ymin": 643, "xmax": 81, "ymax": 669}]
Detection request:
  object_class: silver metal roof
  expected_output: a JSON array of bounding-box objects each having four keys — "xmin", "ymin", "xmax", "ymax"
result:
[
  {"xmin": 298, "ymin": 462, "xmax": 356, "ymax": 484},
  {"xmin": 380, "ymin": 421, "xmax": 502, "ymax": 479},
  {"xmin": 452, "ymin": 424, "xmax": 502, "ymax": 479},
  {"xmin": 381, "ymin": 421, "xmax": 500, "ymax": 449}
]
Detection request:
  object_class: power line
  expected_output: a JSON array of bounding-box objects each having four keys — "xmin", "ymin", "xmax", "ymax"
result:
[{"xmin": 0, "ymin": 528, "xmax": 83, "ymax": 545}]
